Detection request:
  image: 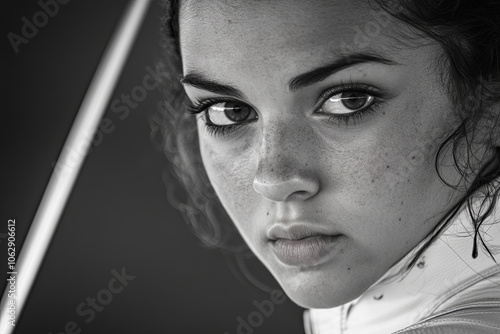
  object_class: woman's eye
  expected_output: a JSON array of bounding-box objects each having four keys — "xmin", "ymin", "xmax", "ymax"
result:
[
  {"xmin": 319, "ymin": 91, "xmax": 376, "ymax": 115},
  {"xmin": 206, "ymin": 101, "xmax": 257, "ymax": 126}
]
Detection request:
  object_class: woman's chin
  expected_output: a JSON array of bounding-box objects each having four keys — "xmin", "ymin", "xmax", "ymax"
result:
[
  {"xmin": 281, "ymin": 283, "xmax": 363, "ymax": 309},
  {"xmin": 272, "ymin": 268, "xmax": 371, "ymax": 309}
]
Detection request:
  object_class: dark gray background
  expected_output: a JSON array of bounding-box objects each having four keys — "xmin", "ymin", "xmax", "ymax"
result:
[{"xmin": 1, "ymin": 1, "xmax": 304, "ymax": 333}]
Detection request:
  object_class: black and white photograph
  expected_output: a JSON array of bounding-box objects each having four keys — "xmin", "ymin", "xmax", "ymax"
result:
[{"xmin": 2, "ymin": 1, "xmax": 500, "ymax": 333}]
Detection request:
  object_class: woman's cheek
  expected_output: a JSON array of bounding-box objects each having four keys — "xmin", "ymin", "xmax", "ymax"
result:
[
  {"xmin": 200, "ymin": 140, "xmax": 259, "ymax": 220},
  {"xmin": 336, "ymin": 119, "xmax": 440, "ymax": 211}
]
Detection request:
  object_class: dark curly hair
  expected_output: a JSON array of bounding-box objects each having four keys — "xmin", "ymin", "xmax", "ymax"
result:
[{"xmin": 150, "ymin": 0, "xmax": 500, "ymax": 272}]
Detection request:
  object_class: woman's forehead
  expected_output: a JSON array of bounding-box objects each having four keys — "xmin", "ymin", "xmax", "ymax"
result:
[
  {"xmin": 178, "ymin": 0, "xmax": 432, "ymax": 89},
  {"xmin": 179, "ymin": 0, "xmax": 381, "ymax": 53}
]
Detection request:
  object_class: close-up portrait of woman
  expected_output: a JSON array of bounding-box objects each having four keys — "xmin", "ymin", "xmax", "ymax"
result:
[
  {"xmin": 154, "ymin": 0, "xmax": 500, "ymax": 333},
  {"xmin": 2, "ymin": 0, "xmax": 500, "ymax": 333}
]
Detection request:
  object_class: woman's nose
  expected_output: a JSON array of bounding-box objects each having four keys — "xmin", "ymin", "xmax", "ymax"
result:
[
  {"xmin": 253, "ymin": 176, "xmax": 320, "ymax": 202},
  {"xmin": 252, "ymin": 124, "xmax": 320, "ymax": 202}
]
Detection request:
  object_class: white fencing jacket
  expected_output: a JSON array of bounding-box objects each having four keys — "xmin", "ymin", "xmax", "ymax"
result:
[{"xmin": 304, "ymin": 196, "xmax": 500, "ymax": 334}]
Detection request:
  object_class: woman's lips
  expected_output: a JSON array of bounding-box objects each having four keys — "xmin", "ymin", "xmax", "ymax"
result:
[
  {"xmin": 267, "ymin": 225, "xmax": 342, "ymax": 267},
  {"xmin": 270, "ymin": 236, "xmax": 341, "ymax": 267}
]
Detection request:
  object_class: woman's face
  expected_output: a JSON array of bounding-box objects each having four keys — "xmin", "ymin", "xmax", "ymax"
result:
[{"xmin": 179, "ymin": 0, "xmax": 462, "ymax": 308}]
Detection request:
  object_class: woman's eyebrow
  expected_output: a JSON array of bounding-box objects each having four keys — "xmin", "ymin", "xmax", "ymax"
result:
[
  {"xmin": 288, "ymin": 53, "xmax": 398, "ymax": 92},
  {"xmin": 179, "ymin": 53, "xmax": 397, "ymax": 97},
  {"xmin": 179, "ymin": 73, "xmax": 245, "ymax": 99}
]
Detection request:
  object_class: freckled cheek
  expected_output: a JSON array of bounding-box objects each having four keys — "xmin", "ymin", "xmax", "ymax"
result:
[
  {"xmin": 336, "ymin": 128, "xmax": 440, "ymax": 210},
  {"xmin": 200, "ymin": 142, "xmax": 260, "ymax": 221}
]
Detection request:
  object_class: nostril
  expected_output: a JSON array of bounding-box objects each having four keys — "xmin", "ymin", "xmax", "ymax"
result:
[
  {"xmin": 287, "ymin": 190, "xmax": 316, "ymax": 201},
  {"xmin": 294, "ymin": 190, "xmax": 309, "ymax": 197}
]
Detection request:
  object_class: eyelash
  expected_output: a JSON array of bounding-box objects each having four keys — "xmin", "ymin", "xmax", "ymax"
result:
[
  {"xmin": 316, "ymin": 82, "xmax": 385, "ymax": 126},
  {"xmin": 186, "ymin": 97, "xmax": 252, "ymax": 136},
  {"xmin": 186, "ymin": 83, "xmax": 385, "ymax": 136}
]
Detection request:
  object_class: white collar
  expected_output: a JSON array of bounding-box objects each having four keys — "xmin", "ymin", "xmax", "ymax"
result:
[{"xmin": 306, "ymin": 196, "xmax": 500, "ymax": 334}]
